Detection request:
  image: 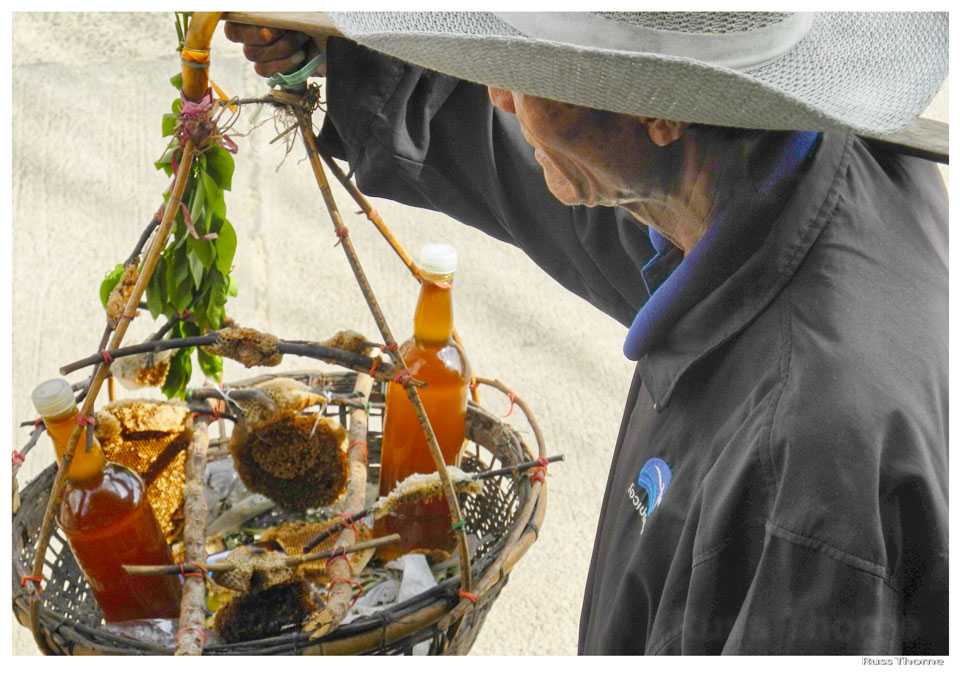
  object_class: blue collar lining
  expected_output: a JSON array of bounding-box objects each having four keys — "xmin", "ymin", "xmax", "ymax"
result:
[{"xmin": 624, "ymin": 131, "xmax": 821, "ymax": 361}]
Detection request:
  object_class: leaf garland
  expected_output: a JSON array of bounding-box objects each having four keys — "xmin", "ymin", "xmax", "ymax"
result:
[{"xmin": 99, "ymin": 16, "xmax": 238, "ymax": 399}]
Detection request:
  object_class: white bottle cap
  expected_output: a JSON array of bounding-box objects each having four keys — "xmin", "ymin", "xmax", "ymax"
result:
[
  {"xmin": 31, "ymin": 378, "xmax": 76, "ymax": 418},
  {"xmin": 418, "ymin": 243, "xmax": 458, "ymax": 276}
]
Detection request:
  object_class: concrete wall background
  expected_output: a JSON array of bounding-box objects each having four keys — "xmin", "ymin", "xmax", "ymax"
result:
[{"xmin": 10, "ymin": 12, "xmax": 948, "ymax": 655}]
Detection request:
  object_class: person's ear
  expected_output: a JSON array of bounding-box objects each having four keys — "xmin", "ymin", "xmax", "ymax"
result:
[
  {"xmin": 644, "ymin": 119, "xmax": 688, "ymax": 147},
  {"xmin": 488, "ymin": 87, "xmax": 517, "ymax": 114}
]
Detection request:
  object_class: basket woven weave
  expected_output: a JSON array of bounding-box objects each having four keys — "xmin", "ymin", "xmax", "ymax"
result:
[{"xmin": 12, "ymin": 371, "xmax": 545, "ymax": 655}]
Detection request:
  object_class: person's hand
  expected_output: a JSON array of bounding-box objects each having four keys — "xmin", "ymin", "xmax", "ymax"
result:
[{"xmin": 224, "ymin": 22, "xmax": 327, "ymax": 78}]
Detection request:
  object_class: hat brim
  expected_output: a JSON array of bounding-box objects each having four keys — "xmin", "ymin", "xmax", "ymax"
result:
[{"xmin": 327, "ymin": 12, "xmax": 947, "ymax": 135}]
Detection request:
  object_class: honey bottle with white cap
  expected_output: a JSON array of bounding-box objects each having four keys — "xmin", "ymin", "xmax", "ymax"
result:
[
  {"xmin": 31, "ymin": 378, "xmax": 181, "ymax": 622},
  {"xmin": 376, "ymin": 243, "xmax": 469, "ymax": 561}
]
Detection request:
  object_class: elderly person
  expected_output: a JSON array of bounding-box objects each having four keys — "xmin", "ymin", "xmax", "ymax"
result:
[{"xmin": 227, "ymin": 13, "xmax": 948, "ymax": 654}]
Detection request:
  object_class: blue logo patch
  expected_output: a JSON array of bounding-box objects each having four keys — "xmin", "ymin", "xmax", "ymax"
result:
[
  {"xmin": 625, "ymin": 457, "xmax": 672, "ymax": 532},
  {"xmin": 636, "ymin": 457, "xmax": 672, "ymax": 514}
]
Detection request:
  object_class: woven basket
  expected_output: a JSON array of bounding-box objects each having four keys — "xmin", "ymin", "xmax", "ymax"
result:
[{"xmin": 12, "ymin": 371, "xmax": 545, "ymax": 655}]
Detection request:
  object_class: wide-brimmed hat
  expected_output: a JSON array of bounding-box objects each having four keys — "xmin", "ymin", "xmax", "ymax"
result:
[{"xmin": 325, "ymin": 12, "xmax": 947, "ymax": 135}]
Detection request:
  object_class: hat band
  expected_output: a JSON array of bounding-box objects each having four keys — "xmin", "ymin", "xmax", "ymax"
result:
[{"xmin": 494, "ymin": 12, "xmax": 815, "ymax": 70}]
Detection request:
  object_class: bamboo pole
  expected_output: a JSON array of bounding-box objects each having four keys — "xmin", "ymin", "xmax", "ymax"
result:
[
  {"xmin": 221, "ymin": 12, "xmax": 343, "ymax": 38},
  {"xmin": 181, "ymin": 12, "xmax": 223, "ymax": 102}
]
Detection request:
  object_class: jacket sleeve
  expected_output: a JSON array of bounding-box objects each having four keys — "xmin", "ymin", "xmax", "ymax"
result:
[{"xmin": 316, "ymin": 37, "xmax": 657, "ymax": 327}]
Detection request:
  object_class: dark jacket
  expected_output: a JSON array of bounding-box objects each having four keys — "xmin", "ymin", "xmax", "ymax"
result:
[{"xmin": 317, "ymin": 39, "xmax": 948, "ymax": 655}]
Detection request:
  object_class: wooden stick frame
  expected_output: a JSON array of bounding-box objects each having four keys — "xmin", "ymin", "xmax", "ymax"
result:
[{"xmin": 21, "ymin": 11, "xmax": 540, "ymax": 654}]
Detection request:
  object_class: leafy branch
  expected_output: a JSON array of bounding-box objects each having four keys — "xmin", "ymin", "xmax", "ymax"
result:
[{"xmin": 99, "ymin": 26, "xmax": 238, "ymax": 399}]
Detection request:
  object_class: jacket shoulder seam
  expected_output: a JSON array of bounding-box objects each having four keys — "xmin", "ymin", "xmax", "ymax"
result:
[{"xmin": 761, "ymin": 291, "xmax": 793, "ymax": 493}]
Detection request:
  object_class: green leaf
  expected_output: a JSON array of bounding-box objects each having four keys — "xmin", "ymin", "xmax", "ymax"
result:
[
  {"xmin": 164, "ymin": 248, "xmax": 185, "ymax": 296},
  {"xmin": 205, "ymin": 270, "xmax": 229, "ymax": 329},
  {"xmin": 227, "ymin": 275, "xmax": 239, "ymax": 297},
  {"xmin": 170, "ymin": 72, "xmax": 183, "ymax": 90},
  {"xmin": 173, "ymin": 274, "xmax": 193, "ymax": 312},
  {"xmin": 201, "ymin": 172, "xmax": 225, "ymax": 229},
  {"xmin": 146, "ymin": 263, "xmax": 165, "ymax": 319},
  {"xmin": 207, "ymin": 300, "xmax": 225, "ymax": 330},
  {"xmin": 215, "ymin": 220, "xmax": 237, "ymax": 276},
  {"xmin": 161, "ymin": 113, "xmax": 177, "ymax": 138},
  {"xmin": 172, "ymin": 221, "xmax": 188, "ymax": 250},
  {"xmin": 192, "ymin": 302, "xmax": 212, "ymax": 332},
  {"xmin": 172, "ymin": 97, "xmax": 182, "ymax": 116},
  {"xmin": 163, "ymin": 254, "xmax": 176, "ymax": 296},
  {"xmin": 155, "ymin": 140, "xmax": 177, "ymax": 174},
  {"xmin": 188, "ymin": 234, "xmax": 214, "ymax": 268},
  {"xmin": 205, "ymin": 146, "xmax": 234, "ymax": 191},
  {"xmin": 186, "ymin": 248, "xmax": 205, "ymax": 289},
  {"xmin": 99, "ymin": 263, "xmax": 125, "ymax": 309},
  {"xmin": 197, "ymin": 350, "xmax": 223, "ymax": 380},
  {"xmin": 162, "ymin": 347, "xmax": 194, "ymax": 399},
  {"xmin": 189, "ymin": 173, "xmax": 205, "ymax": 226}
]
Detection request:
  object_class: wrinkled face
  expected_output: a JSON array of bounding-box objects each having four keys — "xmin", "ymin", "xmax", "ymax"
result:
[{"xmin": 488, "ymin": 87, "xmax": 662, "ymax": 208}]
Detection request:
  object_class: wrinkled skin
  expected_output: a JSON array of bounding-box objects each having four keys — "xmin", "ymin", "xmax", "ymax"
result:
[
  {"xmin": 487, "ymin": 88, "xmax": 686, "ymax": 207},
  {"xmin": 227, "ymin": 23, "xmax": 770, "ymax": 254}
]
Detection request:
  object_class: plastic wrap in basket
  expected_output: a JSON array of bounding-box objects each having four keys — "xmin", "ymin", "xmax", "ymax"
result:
[{"xmin": 12, "ymin": 371, "xmax": 546, "ymax": 655}]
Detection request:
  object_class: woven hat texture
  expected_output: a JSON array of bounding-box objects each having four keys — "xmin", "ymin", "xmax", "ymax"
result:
[{"xmin": 327, "ymin": 12, "xmax": 947, "ymax": 134}]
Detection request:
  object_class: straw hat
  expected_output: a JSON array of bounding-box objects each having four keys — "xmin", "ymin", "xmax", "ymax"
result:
[{"xmin": 325, "ymin": 12, "xmax": 947, "ymax": 135}]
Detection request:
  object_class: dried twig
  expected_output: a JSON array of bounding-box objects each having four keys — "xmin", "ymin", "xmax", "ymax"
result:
[
  {"xmin": 125, "ymin": 216, "xmax": 161, "ymax": 266},
  {"xmin": 303, "ymin": 348, "xmax": 376, "ymax": 639},
  {"xmin": 60, "ymin": 336, "xmax": 217, "ymax": 374},
  {"xmin": 146, "ymin": 311, "xmax": 189, "ymax": 343},
  {"xmin": 122, "ymin": 534, "xmax": 400, "ymax": 577},
  {"xmin": 319, "ymin": 153, "xmax": 422, "ymax": 281},
  {"xmin": 175, "ymin": 392, "xmax": 211, "ymax": 656},
  {"xmin": 11, "ymin": 424, "xmax": 45, "ymax": 480},
  {"xmin": 58, "ymin": 334, "xmax": 423, "ymax": 387}
]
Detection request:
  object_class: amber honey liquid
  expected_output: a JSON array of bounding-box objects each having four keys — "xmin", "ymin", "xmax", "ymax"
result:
[
  {"xmin": 376, "ymin": 273, "xmax": 468, "ymax": 562},
  {"xmin": 44, "ymin": 408, "xmax": 181, "ymax": 622}
]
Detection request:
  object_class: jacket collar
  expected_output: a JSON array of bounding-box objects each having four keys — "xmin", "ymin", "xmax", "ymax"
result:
[{"xmin": 634, "ymin": 131, "xmax": 854, "ymax": 410}]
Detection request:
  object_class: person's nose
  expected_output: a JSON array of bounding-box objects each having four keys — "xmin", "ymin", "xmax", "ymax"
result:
[{"xmin": 488, "ymin": 87, "xmax": 517, "ymax": 114}]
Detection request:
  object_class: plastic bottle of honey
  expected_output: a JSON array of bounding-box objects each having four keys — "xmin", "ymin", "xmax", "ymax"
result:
[
  {"xmin": 31, "ymin": 378, "xmax": 182, "ymax": 622},
  {"xmin": 376, "ymin": 243, "xmax": 468, "ymax": 561}
]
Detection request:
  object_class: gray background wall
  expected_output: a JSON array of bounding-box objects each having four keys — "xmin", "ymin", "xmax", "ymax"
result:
[{"xmin": 10, "ymin": 13, "xmax": 948, "ymax": 655}]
